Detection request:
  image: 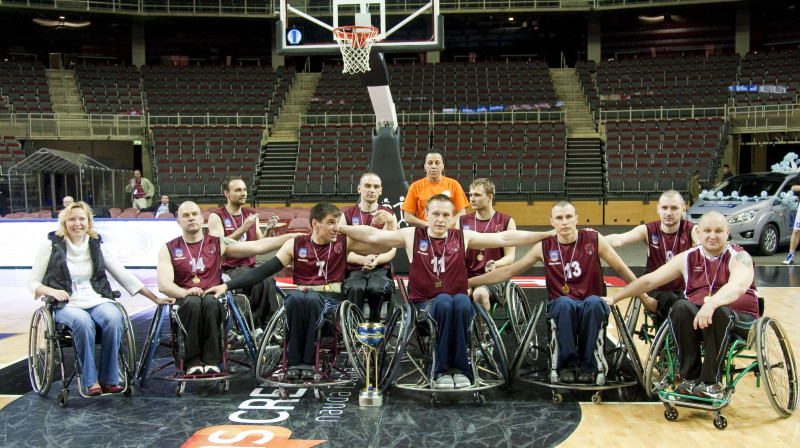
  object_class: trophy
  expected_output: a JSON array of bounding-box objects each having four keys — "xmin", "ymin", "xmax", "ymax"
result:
[{"xmin": 355, "ymin": 322, "xmax": 385, "ymax": 406}]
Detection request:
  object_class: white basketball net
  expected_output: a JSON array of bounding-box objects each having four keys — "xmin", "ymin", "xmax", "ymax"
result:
[{"xmin": 334, "ymin": 26, "xmax": 379, "ymax": 74}]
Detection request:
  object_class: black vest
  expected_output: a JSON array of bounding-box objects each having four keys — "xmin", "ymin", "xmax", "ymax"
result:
[{"xmin": 41, "ymin": 232, "xmax": 114, "ymax": 299}]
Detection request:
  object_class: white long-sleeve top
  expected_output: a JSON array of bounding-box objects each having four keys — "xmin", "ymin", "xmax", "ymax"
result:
[{"xmin": 28, "ymin": 234, "xmax": 145, "ymax": 309}]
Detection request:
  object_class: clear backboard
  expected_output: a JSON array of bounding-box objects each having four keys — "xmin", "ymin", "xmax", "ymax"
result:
[{"xmin": 277, "ymin": 0, "xmax": 444, "ymax": 55}]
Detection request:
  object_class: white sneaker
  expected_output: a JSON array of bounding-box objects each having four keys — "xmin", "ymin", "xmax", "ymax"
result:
[
  {"xmin": 204, "ymin": 365, "xmax": 221, "ymax": 374},
  {"xmin": 452, "ymin": 373, "xmax": 471, "ymax": 389},
  {"xmin": 186, "ymin": 365, "xmax": 204, "ymax": 375},
  {"xmin": 783, "ymin": 253, "xmax": 795, "ymax": 265},
  {"xmin": 434, "ymin": 374, "xmax": 454, "ymax": 389}
]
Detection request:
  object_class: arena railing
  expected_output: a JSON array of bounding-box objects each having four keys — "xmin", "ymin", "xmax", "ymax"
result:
[
  {"xmin": 0, "ymin": 113, "xmax": 146, "ymax": 140},
  {"xmin": 302, "ymin": 109, "xmax": 565, "ymax": 126},
  {"xmin": 146, "ymin": 115, "xmax": 269, "ymax": 128},
  {"xmin": 598, "ymin": 106, "xmax": 727, "ymax": 123},
  {"xmin": 728, "ymin": 103, "xmax": 800, "ymax": 134}
]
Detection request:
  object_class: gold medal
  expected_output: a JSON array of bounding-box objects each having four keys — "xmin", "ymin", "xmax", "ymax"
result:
[
  {"xmin": 435, "ymin": 280, "xmax": 442, "ymax": 288},
  {"xmin": 704, "ymin": 295, "xmax": 711, "ymax": 303},
  {"xmin": 192, "ymin": 275, "xmax": 200, "ymax": 284},
  {"xmin": 477, "ymin": 254, "xmax": 484, "ymax": 262},
  {"xmin": 323, "ymin": 284, "xmax": 332, "ymax": 292},
  {"xmin": 562, "ymin": 284, "xmax": 570, "ymax": 294}
]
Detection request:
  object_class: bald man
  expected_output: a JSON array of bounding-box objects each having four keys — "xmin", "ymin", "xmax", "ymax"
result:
[
  {"xmin": 605, "ymin": 211, "xmax": 760, "ymax": 400},
  {"xmin": 157, "ymin": 201, "xmax": 298, "ymax": 375}
]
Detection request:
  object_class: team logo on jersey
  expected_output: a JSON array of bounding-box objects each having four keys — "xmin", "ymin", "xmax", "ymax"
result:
[
  {"xmin": 680, "ymin": 236, "xmax": 687, "ymax": 246},
  {"xmin": 334, "ymin": 242, "xmax": 343, "ymax": 254},
  {"xmin": 462, "ymin": 225, "xmax": 471, "ymax": 230},
  {"xmin": 352, "ymin": 216, "xmax": 361, "ymax": 225},
  {"xmin": 173, "ymin": 248, "xmax": 184, "ymax": 258},
  {"xmin": 585, "ymin": 243, "xmax": 595, "ymax": 256},
  {"xmin": 419, "ymin": 240, "xmax": 429, "ymax": 251},
  {"xmin": 549, "ymin": 250, "xmax": 560, "ymax": 262},
  {"xmin": 449, "ymin": 241, "xmax": 460, "ymax": 252},
  {"xmin": 207, "ymin": 246, "xmax": 215, "ymax": 255},
  {"xmin": 651, "ymin": 234, "xmax": 660, "ymax": 245},
  {"xmin": 494, "ymin": 224, "xmax": 504, "ymax": 232},
  {"xmin": 298, "ymin": 247, "xmax": 308, "ymax": 258},
  {"xmin": 223, "ymin": 218, "xmax": 232, "ymax": 228}
]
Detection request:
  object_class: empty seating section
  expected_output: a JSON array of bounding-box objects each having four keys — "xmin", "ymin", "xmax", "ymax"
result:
[
  {"xmin": 309, "ymin": 61, "xmax": 558, "ymax": 114},
  {"xmin": 75, "ymin": 64, "xmax": 144, "ymax": 114},
  {"xmin": 151, "ymin": 125, "xmax": 263, "ymax": 198},
  {"xmin": 736, "ymin": 50, "xmax": 800, "ymax": 107},
  {"xmin": 576, "ymin": 55, "xmax": 739, "ymax": 113},
  {"xmin": 294, "ymin": 120, "xmax": 567, "ymax": 198},
  {"xmin": 0, "ymin": 135, "xmax": 25, "ymax": 171},
  {"xmin": 0, "ymin": 61, "xmax": 52, "ymax": 114},
  {"xmin": 141, "ymin": 65, "xmax": 295, "ymax": 119},
  {"xmin": 604, "ymin": 118, "xmax": 727, "ymax": 196}
]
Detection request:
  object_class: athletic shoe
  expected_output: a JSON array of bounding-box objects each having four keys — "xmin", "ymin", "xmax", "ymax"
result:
[
  {"xmin": 186, "ymin": 365, "xmax": 204, "ymax": 375},
  {"xmin": 674, "ymin": 378, "xmax": 700, "ymax": 395},
  {"xmin": 694, "ymin": 382, "xmax": 725, "ymax": 400},
  {"xmin": 558, "ymin": 368, "xmax": 576, "ymax": 384},
  {"xmin": 300, "ymin": 369, "xmax": 316, "ymax": 381},
  {"xmin": 434, "ymin": 374, "xmax": 455, "ymax": 389},
  {"xmin": 452, "ymin": 373, "xmax": 471, "ymax": 389},
  {"xmin": 783, "ymin": 253, "xmax": 795, "ymax": 265},
  {"xmin": 577, "ymin": 371, "xmax": 595, "ymax": 384},
  {"xmin": 284, "ymin": 368, "xmax": 301, "ymax": 381},
  {"xmin": 204, "ymin": 365, "xmax": 221, "ymax": 374}
]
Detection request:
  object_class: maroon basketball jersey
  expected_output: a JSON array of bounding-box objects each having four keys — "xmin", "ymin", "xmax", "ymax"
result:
[
  {"xmin": 214, "ymin": 207, "xmax": 258, "ymax": 269},
  {"xmin": 459, "ymin": 211, "xmax": 511, "ymax": 277},
  {"xmin": 541, "ymin": 230, "xmax": 603, "ymax": 301},
  {"xmin": 646, "ymin": 220, "xmax": 695, "ymax": 291},
  {"xmin": 409, "ymin": 228, "xmax": 468, "ymax": 302},
  {"xmin": 343, "ymin": 204, "xmax": 393, "ymax": 272},
  {"xmin": 166, "ymin": 235, "xmax": 222, "ymax": 291},
  {"xmin": 683, "ymin": 245, "xmax": 760, "ymax": 318},
  {"xmin": 293, "ymin": 233, "xmax": 347, "ymax": 285}
]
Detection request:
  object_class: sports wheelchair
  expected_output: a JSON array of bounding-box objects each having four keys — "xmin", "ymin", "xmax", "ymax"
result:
[
  {"xmin": 254, "ymin": 287, "xmax": 368, "ymax": 401},
  {"xmin": 27, "ymin": 295, "xmax": 136, "ymax": 407},
  {"xmin": 643, "ymin": 304, "xmax": 798, "ymax": 429},
  {"xmin": 511, "ymin": 297, "xmax": 644, "ymax": 404},
  {"xmin": 480, "ymin": 281, "xmax": 534, "ymax": 349},
  {"xmin": 136, "ymin": 291, "xmax": 258, "ymax": 395},
  {"xmin": 376, "ymin": 277, "xmax": 509, "ymax": 406}
]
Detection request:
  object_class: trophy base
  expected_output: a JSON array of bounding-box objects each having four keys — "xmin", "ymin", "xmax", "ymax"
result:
[{"xmin": 359, "ymin": 390, "xmax": 383, "ymax": 407}]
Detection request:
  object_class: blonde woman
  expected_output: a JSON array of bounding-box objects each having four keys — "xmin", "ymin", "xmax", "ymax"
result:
[{"xmin": 28, "ymin": 201, "xmax": 173, "ymax": 396}]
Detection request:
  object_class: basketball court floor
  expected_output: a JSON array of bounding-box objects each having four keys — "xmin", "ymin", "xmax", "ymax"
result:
[{"xmin": 1, "ymin": 232, "xmax": 798, "ymax": 447}]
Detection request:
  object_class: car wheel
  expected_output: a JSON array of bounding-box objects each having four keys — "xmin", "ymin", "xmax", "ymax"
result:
[{"xmin": 758, "ymin": 223, "xmax": 779, "ymax": 255}]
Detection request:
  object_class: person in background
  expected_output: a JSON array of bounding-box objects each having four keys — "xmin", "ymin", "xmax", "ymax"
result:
[
  {"xmin": 137, "ymin": 194, "xmax": 178, "ymax": 217},
  {"xmin": 402, "ymin": 150, "xmax": 469, "ymax": 229},
  {"xmin": 125, "ymin": 169, "xmax": 154, "ymax": 211}
]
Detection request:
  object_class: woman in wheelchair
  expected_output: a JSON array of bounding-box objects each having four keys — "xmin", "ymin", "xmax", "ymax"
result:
[
  {"xmin": 606, "ymin": 211, "xmax": 760, "ymax": 400},
  {"xmin": 28, "ymin": 201, "xmax": 172, "ymax": 396}
]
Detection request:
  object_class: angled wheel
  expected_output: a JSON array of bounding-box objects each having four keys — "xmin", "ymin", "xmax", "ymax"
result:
[
  {"xmin": 28, "ymin": 307, "xmax": 56, "ymax": 397},
  {"xmin": 136, "ymin": 305, "xmax": 166, "ymax": 385},
  {"xmin": 378, "ymin": 303, "xmax": 412, "ymax": 391},
  {"xmin": 229, "ymin": 293, "xmax": 258, "ymax": 363},
  {"xmin": 755, "ymin": 317, "xmax": 799, "ymax": 416},
  {"xmin": 506, "ymin": 282, "xmax": 533, "ymax": 346},
  {"xmin": 510, "ymin": 299, "xmax": 545, "ymax": 378},
  {"xmin": 115, "ymin": 303, "xmax": 137, "ymax": 390},
  {"xmin": 256, "ymin": 307, "xmax": 286, "ymax": 382},
  {"xmin": 644, "ymin": 321, "xmax": 677, "ymax": 397},
  {"xmin": 339, "ymin": 300, "xmax": 368, "ymax": 383},
  {"xmin": 472, "ymin": 303, "xmax": 509, "ymax": 387}
]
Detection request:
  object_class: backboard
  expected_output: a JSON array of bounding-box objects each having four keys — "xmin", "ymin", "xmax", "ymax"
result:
[{"xmin": 277, "ymin": 0, "xmax": 444, "ymax": 55}]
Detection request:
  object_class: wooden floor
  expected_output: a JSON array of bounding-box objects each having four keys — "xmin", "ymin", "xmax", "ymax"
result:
[{"xmin": 1, "ymin": 274, "xmax": 798, "ymax": 445}]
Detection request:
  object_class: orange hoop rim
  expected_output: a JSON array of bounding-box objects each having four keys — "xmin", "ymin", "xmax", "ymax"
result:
[{"xmin": 333, "ymin": 25, "xmax": 380, "ymax": 49}]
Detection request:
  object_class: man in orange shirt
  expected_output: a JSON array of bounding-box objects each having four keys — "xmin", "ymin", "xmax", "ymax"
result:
[{"xmin": 402, "ymin": 150, "xmax": 469, "ymax": 228}]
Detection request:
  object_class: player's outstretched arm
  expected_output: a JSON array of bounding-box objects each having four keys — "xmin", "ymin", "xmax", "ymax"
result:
[
  {"xmin": 604, "ymin": 224, "xmax": 647, "ymax": 249},
  {"xmin": 465, "ymin": 228, "xmax": 555, "ymax": 250},
  {"xmin": 469, "ymin": 243, "xmax": 543, "ymax": 287}
]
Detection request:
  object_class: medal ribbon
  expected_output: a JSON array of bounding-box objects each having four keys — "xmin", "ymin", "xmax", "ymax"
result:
[{"xmin": 181, "ymin": 235, "xmax": 205, "ymax": 281}]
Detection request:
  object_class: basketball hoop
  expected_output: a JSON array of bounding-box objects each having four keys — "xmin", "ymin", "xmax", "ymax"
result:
[{"xmin": 333, "ymin": 25, "xmax": 379, "ymax": 74}]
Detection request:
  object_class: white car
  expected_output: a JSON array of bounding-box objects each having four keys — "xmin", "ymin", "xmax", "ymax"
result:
[{"xmin": 686, "ymin": 172, "xmax": 798, "ymax": 255}]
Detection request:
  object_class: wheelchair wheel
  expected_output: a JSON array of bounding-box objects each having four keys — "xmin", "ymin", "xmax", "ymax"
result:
[
  {"xmin": 472, "ymin": 303, "xmax": 509, "ymax": 387},
  {"xmin": 28, "ymin": 307, "xmax": 56, "ymax": 396},
  {"xmin": 643, "ymin": 321, "xmax": 676, "ymax": 397},
  {"xmin": 339, "ymin": 300, "xmax": 368, "ymax": 383},
  {"xmin": 506, "ymin": 282, "xmax": 533, "ymax": 346},
  {"xmin": 509, "ymin": 300, "xmax": 545, "ymax": 378},
  {"xmin": 136, "ymin": 305, "xmax": 166, "ymax": 384},
  {"xmin": 116, "ymin": 303, "xmax": 137, "ymax": 389},
  {"xmin": 378, "ymin": 303, "xmax": 412, "ymax": 391},
  {"xmin": 256, "ymin": 307, "xmax": 286, "ymax": 382},
  {"xmin": 755, "ymin": 317, "xmax": 799, "ymax": 417}
]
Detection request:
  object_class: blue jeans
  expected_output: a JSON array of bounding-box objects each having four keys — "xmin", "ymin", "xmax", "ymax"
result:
[
  {"xmin": 54, "ymin": 301, "xmax": 124, "ymax": 387},
  {"xmin": 548, "ymin": 295, "xmax": 609, "ymax": 372},
  {"xmin": 416, "ymin": 293, "xmax": 475, "ymax": 378}
]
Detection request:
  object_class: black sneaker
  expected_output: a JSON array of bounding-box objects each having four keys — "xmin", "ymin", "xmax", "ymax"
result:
[
  {"xmin": 577, "ymin": 371, "xmax": 595, "ymax": 384},
  {"xmin": 558, "ymin": 368, "xmax": 576, "ymax": 384},
  {"xmin": 284, "ymin": 368, "xmax": 301, "ymax": 381},
  {"xmin": 694, "ymin": 382, "xmax": 725, "ymax": 400},
  {"xmin": 300, "ymin": 369, "xmax": 316, "ymax": 381},
  {"xmin": 674, "ymin": 378, "xmax": 700, "ymax": 395}
]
